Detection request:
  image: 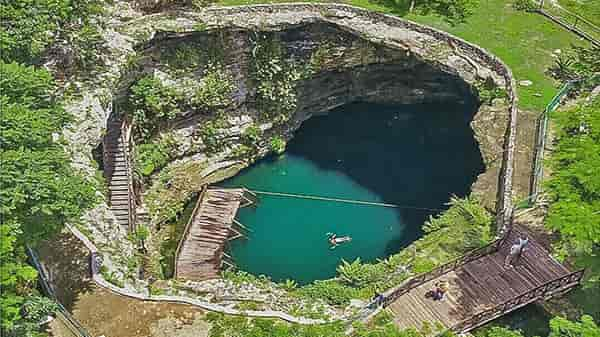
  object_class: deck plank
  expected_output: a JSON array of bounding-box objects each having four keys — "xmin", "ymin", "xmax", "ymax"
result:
[{"xmin": 386, "ymin": 226, "xmax": 575, "ymax": 334}]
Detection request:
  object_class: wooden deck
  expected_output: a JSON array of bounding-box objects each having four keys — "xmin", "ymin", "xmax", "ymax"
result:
[
  {"xmin": 174, "ymin": 187, "xmax": 244, "ymax": 281},
  {"xmin": 386, "ymin": 226, "xmax": 582, "ymax": 333}
]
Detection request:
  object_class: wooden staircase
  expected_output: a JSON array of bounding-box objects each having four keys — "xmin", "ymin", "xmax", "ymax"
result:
[{"xmin": 104, "ymin": 119, "xmax": 135, "ymax": 232}]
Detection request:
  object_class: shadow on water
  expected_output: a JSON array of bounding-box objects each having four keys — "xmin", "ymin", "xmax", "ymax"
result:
[
  {"xmin": 286, "ymin": 101, "xmax": 484, "ymax": 242},
  {"xmin": 222, "ymin": 101, "xmax": 484, "ymax": 283}
]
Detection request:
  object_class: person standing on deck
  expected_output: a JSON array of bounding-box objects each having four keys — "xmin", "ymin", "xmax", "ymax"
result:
[{"xmin": 504, "ymin": 237, "xmax": 529, "ymax": 268}]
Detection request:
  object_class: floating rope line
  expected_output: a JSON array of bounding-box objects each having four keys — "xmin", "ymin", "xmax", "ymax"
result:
[{"xmin": 246, "ymin": 189, "xmax": 444, "ymax": 211}]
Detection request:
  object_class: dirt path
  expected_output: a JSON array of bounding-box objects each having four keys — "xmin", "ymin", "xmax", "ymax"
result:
[{"xmin": 38, "ymin": 232, "xmax": 209, "ymax": 337}]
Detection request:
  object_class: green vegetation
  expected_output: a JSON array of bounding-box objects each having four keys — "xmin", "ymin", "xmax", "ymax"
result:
[
  {"xmin": 549, "ymin": 315, "xmax": 600, "ymax": 337},
  {"xmin": 269, "ymin": 136, "xmax": 286, "ymax": 155},
  {"xmin": 513, "ymin": 0, "xmax": 537, "ymax": 12},
  {"xmin": 134, "ymin": 134, "xmax": 179, "ymax": 178},
  {"xmin": 161, "ymin": 44, "xmax": 203, "ymax": 72},
  {"xmin": 558, "ymin": 0, "xmax": 600, "ymax": 26},
  {"xmin": 214, "ymin": 0, "xmax": 584, "ymax": 111},
  {"xmin": 159, "ymin": 197, "xmax": 198, "ymax": 278},
  {"xmin": 1, "ymin": 61, "xmax": 97, "ymax": 335},
  {"xmin": 296, "ymin": 196, "xmax": 492, "ymax": 306},
  {"xmin": 0, "ymin": 0, "xmax": 103, "ymax": 65},
  {"xmin": 192, "ymin": 63, "xmax": 236, "ymax": 110},
  {"xmin": 546, "ymin": 96, "xmax": 599, "ymax": 259},
  {"xmin": 129, "ymin": 76, "xmax": 182, "ymax": 141},
  {"xmin": 250, "ymin": 32, "xmax": 304, "ymax": 124},
  {"xmin": 199, "ymin": 116, "xmax": 229, "ymax": 154},
  {"xmin": 548, "ymin": 44, "xmax": 600, "ymax": 90},
  {"xmin": 475, "ymin": 77, "xmax": 508, "ymax": 105}
]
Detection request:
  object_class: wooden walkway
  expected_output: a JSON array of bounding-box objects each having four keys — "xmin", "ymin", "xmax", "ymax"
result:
[
  {"xmin": 384, "ymin": 226, "xmax": 583, "ymax": 334},
  {"xmin": 174, "ymin": 187, "xmax": 244, "ymax": 281}
]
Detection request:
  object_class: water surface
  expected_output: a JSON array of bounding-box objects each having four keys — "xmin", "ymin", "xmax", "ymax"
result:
[{"xmin": 222, "ymin": 102, "xmax": 484, "ymax": 284}]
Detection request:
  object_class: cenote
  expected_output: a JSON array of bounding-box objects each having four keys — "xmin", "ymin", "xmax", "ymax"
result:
[{"xmin": 221, "ymin": 102, "xmax": 485, "ymax": 284}]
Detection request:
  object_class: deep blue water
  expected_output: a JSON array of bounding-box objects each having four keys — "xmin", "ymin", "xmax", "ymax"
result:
[{"xmin": 222, "ymin": 102, "xmax": 484, "ymax": 284}]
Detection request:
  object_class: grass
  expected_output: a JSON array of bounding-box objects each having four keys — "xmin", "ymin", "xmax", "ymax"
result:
[
  {"xmin": 557, "ymin": 0, "xmax": 600, "ymax": 26},
  {"xmin": 214, "ymin": 0, "xmax": 585, "ymax": 112}
]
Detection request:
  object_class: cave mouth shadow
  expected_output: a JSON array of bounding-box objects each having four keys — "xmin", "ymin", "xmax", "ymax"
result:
[{"xmin": 283, "ymin": 99, "xmax": 485, "ymax": 251}]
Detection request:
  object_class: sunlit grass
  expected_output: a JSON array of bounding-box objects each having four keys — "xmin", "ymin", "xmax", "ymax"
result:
[{"xmin": 214, "ymin": 0, "xmax": 586, "ymax": 111}]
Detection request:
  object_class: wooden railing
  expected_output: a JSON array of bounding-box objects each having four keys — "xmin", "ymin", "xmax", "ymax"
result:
[
  {"xmin": 173, "ymin": 185, "xmax": 208, "ymax": 279},
  {"xmin": 26, "ymin": 247, "xmax": 92, "ymax": 337},
  {"xmin": 449, "ymin": 268, "xmax": 584, "ymax": 333},
  {"xmin": 536, "ymin": 1, "xmax": 600, "ymax": 46},
  {"xmin": 120, "ymin": 119, "xmax": 137, "ymax": 233},
  {"xmin": 381, "ymin": 239, "xmax": 504, "ymax": 306}
]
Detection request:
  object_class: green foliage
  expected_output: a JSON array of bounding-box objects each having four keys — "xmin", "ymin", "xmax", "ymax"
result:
[
  {"xmin": 242, "ymin": 124, "xmax": 263, "ymax": 146},
  {"xmin": 337, "ymin": 258, "xmax": 388, "ymax": 288},
  {"xmin": 475, "ymin": 77, "xmax": 508, "ymax": 105},
  {"xmin": 192, "ymin": 63, "xmax": 235, "ymax": 110},
  {"xmin": 297, "ymin": 279, "xmax": 360, "ymax": 306},
  {"xmin": 134, "ymin": 134, "xmax": 179, "ymax": 177},
  {"xmin": 162, "ymin": 44, "xmax": 203, "ymax": 71},
  {"xmin": 280, "ymin": 279, "xmax": 298, "ymax": 291},
  {"xmin": 129, "ymin": 76, "xmax": 182, "ymax": 140},
  {"xmin": 199, "ymin": 118, "xmax": 229, "ymax": 154},
  {"xmin": 371, "ymin": 0, "xmax": 479, "ymax": 24},
  {"xmin": 513, "ymin": 0, "xmax": 537, "ymax": 11},
  {"xmin": 0, "ymin": 0, "xmax": 103, "ymax": 63},
  {"xmin": 269, "ymin": 136, "xmax": 286, "ymax": 155},
  {"xmin": 546, "ymin": 97, "xmax": 600, "ymax": 258},
  {"xmin": 292, "ymin": 196, "xmax": 491, "ymax": 306},
  {"xmin": 0, "ymin": 223, "xmax": 37, "ymax": 331},
  {"xmin": 476, "ymin": 326, "xmax": 525, "ymax": 337},
  {"xmin": 549, "ymin": 45, "xmax": 600, "ymax": 88},
  {"xmin": 0, "ymin": 61, "xmax": 96, "ymax": 334},
  {"xmin": 423, "ymin": 196, "xmax": 493, "ymax": 250},
  {"xmin": 159, "ymin": 197, "xmax": 197, "ymax": 279},
  {"xmin": 205, "ymin": 312, "xmax": 347, "ymax": 337},
  {"xmin": 558, "ymin": 0, "xmax": 600, "ymax": 26},
  {"xmin": 11, "ymin": 296, "xmax": 59, "ymax": 337},
  {"xmin": 250, "ymin": 32, "xmax": 303, "ymax": 124},
  {"xmin": 549, "ymin": 315, "xmax": 600, "ymax": 337},
  {"xmin": 415, "ymin": 0, "xmax": 479, "ymax": 24}
]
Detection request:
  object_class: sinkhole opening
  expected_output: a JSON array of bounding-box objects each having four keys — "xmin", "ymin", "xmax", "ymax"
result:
[{"xmin": 220, "ymin": 101, "xmax": 485, "ymax": 284}]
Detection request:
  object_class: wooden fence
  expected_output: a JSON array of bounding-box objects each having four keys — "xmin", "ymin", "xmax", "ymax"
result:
[
  {"xmin": 26, "ymin": 247, "xmax": 92, "ymax": 337},
  {"xmin": 381, "ymin": 239, "xmax": 504, "ymax": 306},
  {"xmin": 536, "ymin": 1, "xmax": 600, "ymax": 46},
  {"xmin": 449, "ymin": 269, "xmax": 585, "ymax": 333}
]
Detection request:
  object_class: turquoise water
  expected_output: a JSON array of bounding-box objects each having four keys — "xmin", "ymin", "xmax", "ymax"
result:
[{"xmin": 222, "ymin": 102, "xmax": 484, "ymax": 284}]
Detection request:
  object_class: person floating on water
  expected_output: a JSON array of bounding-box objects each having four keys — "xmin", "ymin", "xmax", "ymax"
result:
[{"xmin": 327, "ymin": 232, "xmax": 352, "ymax": 249}]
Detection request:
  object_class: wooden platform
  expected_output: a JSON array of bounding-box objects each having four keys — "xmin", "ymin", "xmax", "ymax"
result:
[
  {"xmin": 174, "ymin": 187, "xmax": 244, "ymax": 281},
  {"xmin": 387, "ymin": 226, "xmax": 582, "ymax": 333}
]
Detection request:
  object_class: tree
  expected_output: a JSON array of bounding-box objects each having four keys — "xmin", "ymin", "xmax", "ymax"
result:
[
  {"xmin": 546, "ymin": 97, "xmax": 600, "ymax": 258},
  {"xmin": 549, "ymin": 315, "xmax": 600, "ymax": 337},
  {"xmin": 0, "ymin": 61, "xmax": 96, "ymax": 334}
]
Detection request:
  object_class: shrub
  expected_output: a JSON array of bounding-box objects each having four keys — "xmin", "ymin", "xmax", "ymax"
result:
[
  {"xmin": 199, "ymin": 119, "xmax": 228, "ymax": 154},
  {"xmin": 129, "ymin": 76, "xmax": 182, "ymax": 140},
  {"xmin": 134, "ymin": 135, "xmax": 179, "ymax": 177},
  {"xmin": 241, "ymin": 123, "xmax": 262, "ymax": 146},
  {"xmin": 513, "ymin": 0, "xmax": 537, "ymax": 11},
  {"xmin": 250, "ymin": 32, "xmax": 303, "ymax": 124},
  {"xmin": 297, "ymin": 279, "xmax": 360, "ymax": 306},
  {"xmin": 269, "ymin": 136, "xmax": 286, "ymax": 154},
  {"xmin": 192, "ymin": 63, "xmax": 235, "ymax": 110},
  {"xmin": 475, "ymin": 77, "xmax": 507, "ymax": 105}
]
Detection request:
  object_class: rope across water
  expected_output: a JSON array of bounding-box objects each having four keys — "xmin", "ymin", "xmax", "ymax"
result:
[{"xmin": 246, "ymin": 189, "xmax": 444, "ymax": 211}]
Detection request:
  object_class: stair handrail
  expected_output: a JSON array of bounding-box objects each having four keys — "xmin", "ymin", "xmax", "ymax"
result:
[
  {"xmin": 448, "ymin": 268, "xmax": 585, "ymax": 333},
  {"xmin": 174, "ymin": 185, "xmax": 208, "ymax": 279},
  {"xmin": 381, "ymin": 238, "xmax": 503, "ymax": 306},
  {"xmin": 26, "ymin": 246, "xmax": 92, "ymax": 337},
  {"xmin": 120, "ymin": 119, "xmax": 137, "ymax": 233}
]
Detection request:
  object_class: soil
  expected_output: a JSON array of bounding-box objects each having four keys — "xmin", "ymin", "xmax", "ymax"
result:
[{"xmin": 37, "ymin": 232, "xmax": 209, "ymax": 337}]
